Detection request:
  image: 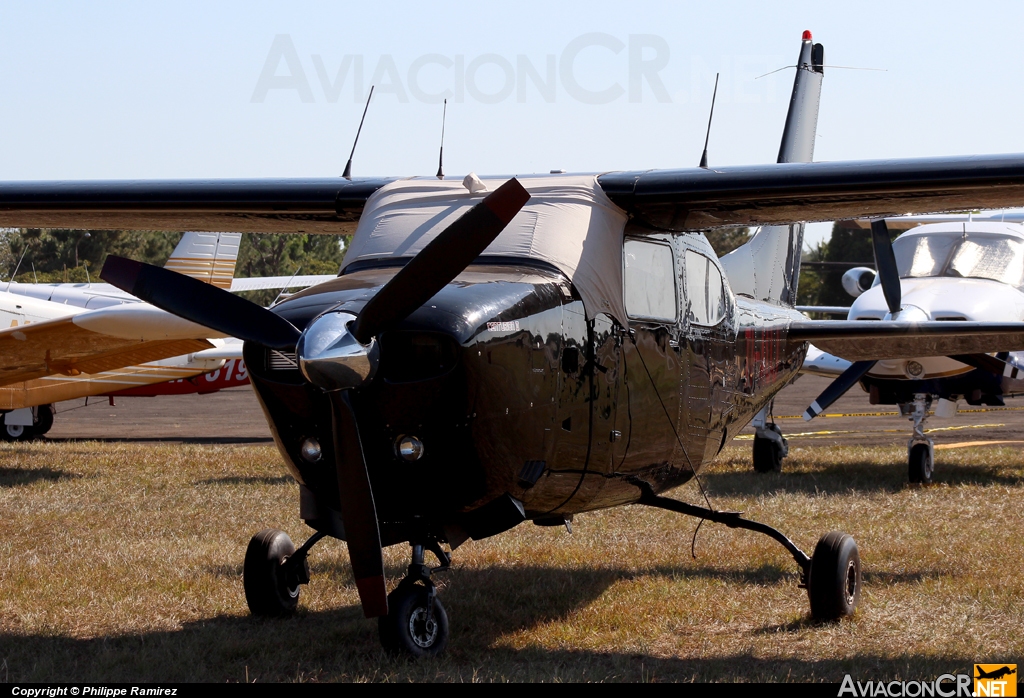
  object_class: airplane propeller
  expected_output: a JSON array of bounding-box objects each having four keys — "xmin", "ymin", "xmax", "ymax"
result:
[
  {"xmin": 803, "ymin": 220, "xmax": 902, "ymax": 420},
  {"xmin": 102, "ymin": 177, "xmax": 532, "ymax": 616}
]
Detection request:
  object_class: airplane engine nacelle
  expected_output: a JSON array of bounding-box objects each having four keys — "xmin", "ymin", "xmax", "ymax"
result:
[{"xmin": 842, "ymin": 266, "xmax": 876, "ymax": 298}]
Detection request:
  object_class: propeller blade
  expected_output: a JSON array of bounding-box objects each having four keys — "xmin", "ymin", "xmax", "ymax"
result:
[
  {"xmin": 870, "ymin": 220, "xmax": 901, "ymax": 315},
  {"xmin": 328, "ymin": 390, "xmax": 388, "ymax": 618},
  {"xmin": 350, "ymin": 177, "xmax": 530, "ymax": 344},
  {"xmin": 101, "ymin": 255, "xmax": 301, "ymax": 351},
  {"xmin": 803, "ymin": 360, "xmax": 877, "ymax": 420}
]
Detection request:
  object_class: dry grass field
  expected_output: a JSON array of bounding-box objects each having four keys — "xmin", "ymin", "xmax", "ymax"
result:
[{"xmin": 0, "ymin": 439, "xmax": 1021, "ymax": 683}]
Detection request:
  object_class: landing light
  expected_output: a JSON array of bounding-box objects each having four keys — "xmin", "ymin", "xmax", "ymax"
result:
[
  {"xmin": 395, "ymin": 435, "xmax": 425, "ymax": 462},
  {"xmin": 301, "ymin": 437, "xmax": 322, "ymax": 462},
  {"xmin": 905, "ymin": 361, "xmax": 925, "ymax": 379}
]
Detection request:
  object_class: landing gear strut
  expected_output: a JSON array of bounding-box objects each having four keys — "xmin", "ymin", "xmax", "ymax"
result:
[
  {"xmin": 752, "ymin": 403, "xmax": 788, "ymax": 473},
  {"xmin": 379, "ymin": 541, "xmax": 451, "ymax": 657},
  {"xmin": 638, "ymin": 489, "xmax": 860, "ymax": 621},
  {"xmin": 901, "ymin": 394, "xmax": 934, "ymax": 484}
]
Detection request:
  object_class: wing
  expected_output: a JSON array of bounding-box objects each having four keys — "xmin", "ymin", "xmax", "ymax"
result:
[
  {"xmin": 4, "ymin": 156, "xmax": 1024, "ymax": 232},
  {"xmin": 230, "ymin": 275, "xmax": 336, "ymax": 292},
  {"xmin": 788, "ymin": 320, "xmax": 1024, "ymax": 361},
  {"xmin": 598, "ymin": 154, "xmax": 1024, "ymax": 230},
  {"xmin": 0, "ymin": 304, "xmax": 222, "ymax": 387},
  {"xmin": 0, "ymin": 177, "xmax": 396, "ymax": 234}
]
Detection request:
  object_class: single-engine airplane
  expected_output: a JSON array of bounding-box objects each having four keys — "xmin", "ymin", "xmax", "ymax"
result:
[{"xmin": 8, "ymin": 32, "xmax": 1024, "ymax": 656}]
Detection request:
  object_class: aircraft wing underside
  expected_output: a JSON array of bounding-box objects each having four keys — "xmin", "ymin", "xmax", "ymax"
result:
[
  {"xmin": 0, "ymin": 306, "xmax": 219, "ymax": 387},
  {"xmin": 788, "ymin": 320, "xmax": 1024, "ymax": 362},
  {"xmin": 5, "ymin": 154, "xmax": 1024, "ymax": 233}
]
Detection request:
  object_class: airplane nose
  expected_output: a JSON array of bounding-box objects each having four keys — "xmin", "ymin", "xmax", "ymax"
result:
[{"xmin": 296, "ymin": 310, "xmax": 379, "ymax": 391}]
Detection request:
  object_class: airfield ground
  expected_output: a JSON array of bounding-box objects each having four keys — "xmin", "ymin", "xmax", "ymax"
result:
[{"xmin": 0, "ymin": 379, "xmax": 1021, "ymax": 682}]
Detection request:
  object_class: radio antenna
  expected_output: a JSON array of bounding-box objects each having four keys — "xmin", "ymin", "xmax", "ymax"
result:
[
  {"xmin": 436, "ymin": 98, "xmax": 447, "ymax": 179},
  {"xmin": 343, "ymin": 85, "xmax": 375, "ymax": 179},
  {"xmin": 698, "ymin": 73, "xmax": 719, "ymax": 169}
]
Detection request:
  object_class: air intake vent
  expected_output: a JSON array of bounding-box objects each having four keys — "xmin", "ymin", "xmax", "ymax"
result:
[{"xmin": 269, "ymin": 350, "xmax": 298, "ymax": 370}]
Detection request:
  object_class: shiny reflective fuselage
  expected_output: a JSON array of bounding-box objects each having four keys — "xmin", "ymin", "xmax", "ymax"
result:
[{"xmin": 245, "ymin": 234, "xmax": 805, "ymax": 546}]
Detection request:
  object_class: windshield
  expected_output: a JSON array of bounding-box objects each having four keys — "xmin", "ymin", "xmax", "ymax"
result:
[{"xmin": 891, "ymin": 232, "xmax": 1024, "ymax": 287}]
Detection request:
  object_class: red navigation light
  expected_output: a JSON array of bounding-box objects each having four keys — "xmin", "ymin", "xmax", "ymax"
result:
[{"xmin": 802, "ymin": 30, "xmax": 813, "ymax": 41}]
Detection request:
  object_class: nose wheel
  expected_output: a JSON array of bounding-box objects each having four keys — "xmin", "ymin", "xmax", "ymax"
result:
[{"xmin": 379, "ymin": 541, "xmax": 451, "ymax": 657}]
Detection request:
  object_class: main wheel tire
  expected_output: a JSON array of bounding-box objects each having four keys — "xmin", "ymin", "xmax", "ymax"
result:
[
  {"xmin": 379, "ymin": 582, "xmax": 449, "ymax": 657},
  {"xmin": 34, "ymin": 405, "xmax": 55, "ymax": 436},
  {"xmin": 752, "ymin": 436, "xmax": 783, "ymax": 473},
  {"xmin": 908, "ymin": 443, "xmax": 933, "ymax": 484},
  {"xmin": 243, "ymin": 529, "xmax": 300, "ymax": 617},
  {"xmin": 808, "ymin": 531, "xmax": 860, "ymax": 621}
]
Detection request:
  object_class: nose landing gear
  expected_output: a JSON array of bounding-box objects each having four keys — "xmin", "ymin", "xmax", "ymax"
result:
[
  {"xmin": 379, "ymin": 541, "xmax": 451, "ymax": 657},
  {"xmin": 902, "ymin": 395, "xmax": 934, "ymax": 484}
]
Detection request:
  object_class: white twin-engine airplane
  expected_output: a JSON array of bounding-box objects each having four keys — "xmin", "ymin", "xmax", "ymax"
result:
[
  {"xmin": 797, "ymin": 217, "xmax": 1024, "ymax": 483},
  {"xmin": 0, "ymin": 231, "xmax": 243, "ymax": 439}
]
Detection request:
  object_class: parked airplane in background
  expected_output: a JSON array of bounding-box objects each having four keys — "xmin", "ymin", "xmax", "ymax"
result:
[
  {"xmin": 798, "ymin": 218, "xmax": 1024, "ymax": 482},
  {"xmin": 0, "ymin": 231, "xmax": 338, "ymax": 440},
  {"xmin": 0, "ymin": 232, "xmax": 242, "ymax": 439}
]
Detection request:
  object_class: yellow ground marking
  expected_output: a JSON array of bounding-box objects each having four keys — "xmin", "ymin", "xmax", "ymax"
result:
[
  {"xmin": 736, "ymin": 423, "xmax": 1007, "ymax": 441},
  {"xmin": 934, "ymin": 440, "xmax": 1024, "ymax": 450}
]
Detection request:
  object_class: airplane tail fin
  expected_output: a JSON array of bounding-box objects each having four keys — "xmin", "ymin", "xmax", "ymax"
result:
[
  {"xmin": 162, "ymin": 232, "xmax": 242, "ymax": 289},
  {"xmin": 719, "ymin": 32, "xmax": 823, "ymax": 305}
]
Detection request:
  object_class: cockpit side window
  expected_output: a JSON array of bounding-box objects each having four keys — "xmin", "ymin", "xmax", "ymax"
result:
[
  {"xmin": 623, "ymin": 238, "xmax": 677, "ymax": 323},
  {"xmin": 683, "ymin": 249, "xmax": 727, "ymax": 326}
]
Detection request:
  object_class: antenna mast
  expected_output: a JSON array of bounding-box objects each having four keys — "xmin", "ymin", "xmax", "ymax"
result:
[
  {"xmin": 343, "ymin": 85, "xmax": 375, "ymax": 179},
  {"xmin": 436, "ymin": 99, "xmax": 447, "ymax": 179},
  {"xmin": 699, "ymin": 73, "xmax": 720, "ymax": 169}
]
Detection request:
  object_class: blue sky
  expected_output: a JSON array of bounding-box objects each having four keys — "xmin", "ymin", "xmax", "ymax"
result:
[{"xmin": 2, "ymin": 2, "xmax": 1023, "ymax": 247}]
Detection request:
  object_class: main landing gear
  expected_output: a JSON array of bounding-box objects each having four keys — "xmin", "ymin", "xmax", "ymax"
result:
[
  {"xmin": 638, "ymin": 489, "xmax": 861, "ymax": 621},
  {"xmin": 901, "ymin": 394, "xmax": 934, "ymax": 484},
  {"xmin": 752, "ymin": 403, "xmax": 788, "ymax": 473},
  {"xmin": 0, "ymin": 404, "xmax": 55, "ymax": 442},
  {"xmin": 242, "ymin": 529, "xmax": 452, "ymax": 657}
]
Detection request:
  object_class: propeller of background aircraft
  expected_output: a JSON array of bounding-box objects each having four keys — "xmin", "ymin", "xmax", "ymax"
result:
[
  {"xmin": 804, "ymin": 221, "xmax": 899, "ymax": 419},
  {"xmin": 102, "ymin": 178, "xmax": 531, "ymax": 615}
]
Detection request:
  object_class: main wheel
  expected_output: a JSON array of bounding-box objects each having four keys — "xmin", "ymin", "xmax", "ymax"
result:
[
  {"xmin": 807, "ymin": 531, "xmax": 860, "ymax": 621},
  {"xmin": 0, "ymin": 416, "xmax": 32, "ymax": 442},
  {"xmin": 34, "ymin": 405, "xmax": 55, "ymax": 436},
  {"xmin": 379, "ymin": 582, "xmax": 449, "ymax": 657},
  {"xmin": 908, "ymin": 443, "xmax": 933, "ymax": 484},
  {"xmin": 243, "ymin": 529, "xmax": 300, "ymax": 617},
  {"xmin": 752, "ymin": 430, "xmax": 784, "ymax": 473}
]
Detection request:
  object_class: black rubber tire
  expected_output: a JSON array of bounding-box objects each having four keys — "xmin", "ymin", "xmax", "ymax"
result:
[
  {"xmin": 378, "ymin": 582, "xmax": 449, "ymax": 657},
  {"xmin": 34, "ymin": 405, "xmax": 55, "ymax": 436},
  {"xmin": 808, "ymin": 531, "xmax": 860, "ymax": 621},
  {"xmin": 908, "ymin": 443, "xmax": 933, "ymax": 484},
  {"xmin": 752, "ymin": 436, "xmax": 783, "ymax": 473},
  {"xmin": 243, "ymin": 529, "xmax": 300, "ymax": 617}
]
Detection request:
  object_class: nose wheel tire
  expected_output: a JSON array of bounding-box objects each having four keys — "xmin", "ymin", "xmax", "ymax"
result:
[
  {"xmin": 908, "ymin": 443, "xmax": 933, "ymax": 484},
  {"xmin": 807, "ymin": 531, "xmax": 860, "ymax": 621},
  {"xmin": 379, "ymin": 582, "xmax": 449, "ymax": 657},
  {"xmin": 243, "ymin": 529, "xmax": 300, "ymax": 617}
]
